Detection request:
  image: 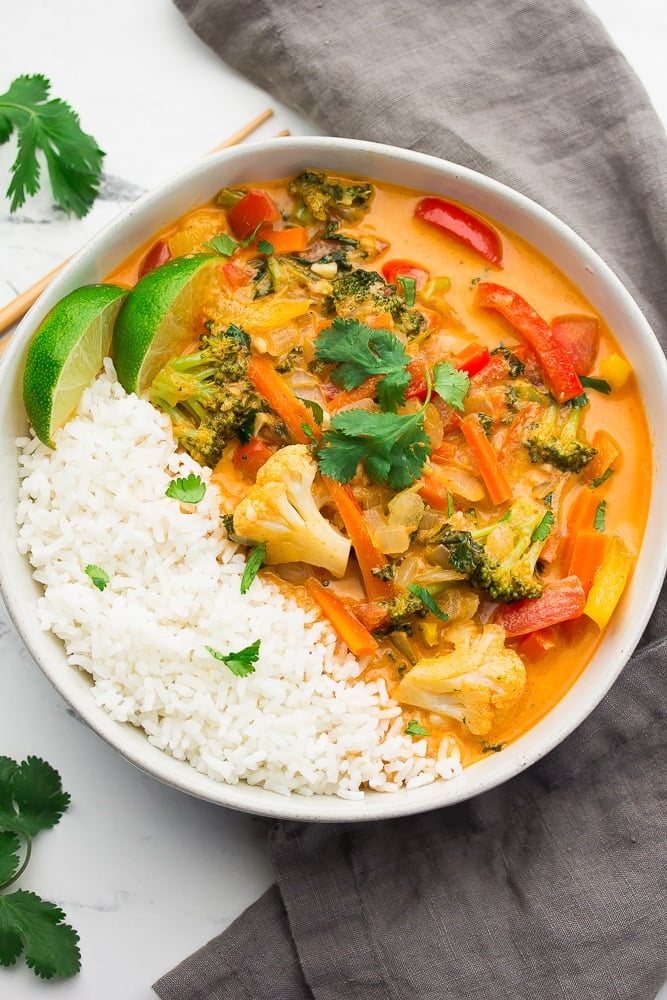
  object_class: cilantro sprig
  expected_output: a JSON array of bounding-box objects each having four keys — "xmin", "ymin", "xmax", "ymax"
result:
[
  {"xmin": 206, "ymin": 639, "xmax": 261, "ymax": 677},
  {"xmin": 0, "ymin": 74, "xmax": 104, "ymax": 217},
  {"xmin": 0, "ymin": 757, "xmax": 80, "ymax": 979},
  {"xmin": 165, "ymin": 473, "xmax": 206, "ymax": 504},
  {"xmin": 317, "ymin": 360, "xmax": 470, "ymax": 489},
  {"xmin": 314, "ymin": 318, "xmax": 413, "ymax": 412}
]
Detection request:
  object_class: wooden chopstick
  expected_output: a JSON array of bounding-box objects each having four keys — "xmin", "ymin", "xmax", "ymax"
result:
[{"xmin": 0, "ymin": 108, "xmax": 280, "ymax": 343}]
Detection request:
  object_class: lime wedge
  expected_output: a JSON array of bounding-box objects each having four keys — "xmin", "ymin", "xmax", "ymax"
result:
[
  {"xmin": 23, "ymin": 283, "xmax": 128, "ymax": 448},
  {"xmin": 112, "ymin": 254, "xmax": 220, "ymax": 395}
]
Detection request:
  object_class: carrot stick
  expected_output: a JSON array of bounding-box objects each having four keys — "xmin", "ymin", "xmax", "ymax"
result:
[
  {"xmin": 567, "ymin": 529, "xmax": 609, "ymax": 595},
  {"xmin": 327, "ymin": 377, "xmax": 379, "ymax": 414},
  {"xmin": 580, "ymin": 429, "xmax": 620, "ymax": 485},
  {"xmin": 247, "ymin": 354, "xmax": 320, "ymax": 443},
  {"xmin": 306, "ymin": 578, "xmax": 379, "ymax": 658},
  {"xmin": 323, "ymin": 479, "xmax": 395, "ymax": 601},
  {"xmin": 460, "ymin": 414, "xmax": 512, "ymax": 505},
  {"xmin": 417, "ymin": 468, "xmax": 456, "ymax": 513},
  {"xmin": 561, "ymin": 485, "xmax": 603, "ymax": 569}
]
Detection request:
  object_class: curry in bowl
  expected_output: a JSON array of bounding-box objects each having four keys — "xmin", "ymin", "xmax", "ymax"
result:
[{"xmin": 16, "ymin": 167, "xmax": 649, "ymax": 796}]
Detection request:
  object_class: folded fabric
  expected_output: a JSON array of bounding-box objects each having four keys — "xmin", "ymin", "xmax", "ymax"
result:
[{"xmin": 155, "ymin": 1, "xmax": 667, "ymax": 997}]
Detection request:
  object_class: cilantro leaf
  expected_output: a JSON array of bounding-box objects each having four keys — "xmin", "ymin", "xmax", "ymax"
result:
[
  {"xmin": 594, "ymin": 499, "xmax": 606, "ymax": 533},
  {"xmin": 0, "ymin": 832, "xmax": 21, "ymax": 887},
  {"xmin": 0, "ymin": 757, "xmax": 70, "ymax": 838},
  {"xmin": 579, "ymin": 375, "xmax": 611, "ymax": 395},
  {"xmin": 165, "ymin": 473, "xmax": 206, "ymax": 504},
  {"xmin": 589, "ymin": 468, "xmax": 614, "ymax": 490},
  {"xmin": 85, "ymin": 564, "xmax": 109, "ymax": 591},
  {"xmin": 432, "ymin": 360, "xmax": 470, "ymax": 411},
  {"xmin": 206, "ymin": 639, "xmax": 261, "ymax": 677},
  {"xmin": 314, "ymin": 318, "xmax": 412, "ymax": 412},
  {"xmin": 0, "ymin": 74, "xmax": 104, "ymax": 216},
  {"xmin": 318, "ymin": 406, "xmax": 431, "ymax": 489},
  {"xmin": 404, "ymin": 720, "xmax": 429, "ymax": 737},
  {"xmin": 407, "ymin": 585, "xmax": 449, "ymax": 621},
  {"xmin": 297, "ymin": 397, "xmax": 324, "ymax": 425},
  {"xmin": 0, "ymin": 890, "xmax": 80, "ymax": 978},
  {"xmin": 256, "ymin": 239, "xmax": 275, "ymax": 255},
  {"xmin": 203, "ymin": 232, "xmax": 239, "ymax": 257},
  {"xmin": 531, "ymin": 510, "xmax": 555, "ymax": 544},
  {"xmin": 240, "ymin": 542, "xmax": 266, "ymax": 595}
]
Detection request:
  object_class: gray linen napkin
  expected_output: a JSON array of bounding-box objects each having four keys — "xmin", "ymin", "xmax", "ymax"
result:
[{"xmin": 155, "ymin": 2, "xmax": 667, "ymax": 997}]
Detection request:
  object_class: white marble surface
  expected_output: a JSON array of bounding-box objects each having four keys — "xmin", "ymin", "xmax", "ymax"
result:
[{"xmin": 0, "ymin": 1, "xmax": 665, "ymax": 996}]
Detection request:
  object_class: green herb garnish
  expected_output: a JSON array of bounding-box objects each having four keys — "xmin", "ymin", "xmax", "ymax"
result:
[
  {"xmin": 407, "ymin": 585, "xmax": 449, "ymax": 621},
  {"xmin": 404, "ymin": 720, "xmax": 429, "ymax": 737},
  {"xmin": 431, "ymin": 360, "xmax": 470, "ymax": 412},
  {"xmin": 256, "ymin": 239, "xmax": 275, "ymax": 255},
  {"xmin": 314, "ymin": 318, "xmax": 412, "ymax": 412},
  {"xmin": 589, "ymin": 468, "xmax": 614, "ymax": 489},
  {"xmin": 240, "ymin": 542, "xmax": 267, "ymax": 594},
  {"xmin": 579, "ymin": 375, "xmax": 611, "ymax": 395},
  {"xmin": 317, "ymin": 362, "xmax": 469, "ymax": 489},
  {"xmin": 594, "ymin": 500, "xmax": 607, "ymax": 533},
  {"xmin": 531, "ymin": 510, "xmax": 555, "ymax": 543},
  {"xmin": 0, "ymin": 756, "xmax": 80, "ymax": 979},
  {"xmin": 0, "ymin": 74, "xmax": 104, "ymax": 216},
  {"xmin": 165, "ymin": 473, "xmax": 206, "ymax": 504},
  {"xmin": 84, "ymin": 564, "xmax": 109, "ymax": 592},
  {"xmin": 206, "ymin": 639, "xmax": 261, "ymax": 677}
]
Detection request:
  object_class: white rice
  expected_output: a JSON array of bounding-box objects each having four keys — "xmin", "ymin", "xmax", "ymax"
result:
[{"xmin": 16, "ymin": 361, "xmax": 461, "ymax": 797}]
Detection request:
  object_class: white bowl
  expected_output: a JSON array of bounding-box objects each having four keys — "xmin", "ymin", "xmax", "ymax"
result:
[{"xmin": 1, "ymin": 137, "xmax": 666, "ymax": 822}]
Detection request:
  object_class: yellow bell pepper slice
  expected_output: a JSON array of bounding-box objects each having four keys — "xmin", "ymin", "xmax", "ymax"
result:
[
  {"xmin": 599, "ymin": 352, "xmax": 632, "ymax": 391},
  {"xmin": 584, "ymin": 534, "xmax": 634, "ymax": 629}
]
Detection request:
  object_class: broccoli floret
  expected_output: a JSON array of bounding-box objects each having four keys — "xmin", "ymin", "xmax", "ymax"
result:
[
  {"xmin": 524, "ymin": 403, "xmax": 597, "ymax": 472},
  {"xmin": 288, "ymin": 171, "xmax": 373, "ymax": 222},
  {"xmin": 394, "ymin": 621, "xmax": 526, "ymax": 736},
  {"xmin": 325, "ymin": 267, "xmax": 428, "ymax": 340},
  {"xmin": 437, "ymin": 499, "xmax": 553, "ymax": 603},
  {"xmin": 149, "ymin": 325, "xmax": 266, "ymax": 468}
]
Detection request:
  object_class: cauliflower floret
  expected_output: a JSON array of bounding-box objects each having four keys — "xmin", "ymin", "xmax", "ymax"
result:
[
  {"xmin": 232, "ymin": 444, "xmax": 351, "ymax": 577},
  {"xmin": 394, "ymin": 621, "xmax": 526, "ymax": 736}
]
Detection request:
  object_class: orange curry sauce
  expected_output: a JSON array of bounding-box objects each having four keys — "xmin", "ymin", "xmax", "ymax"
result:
[{"xmin": 106, "ymin": 176, "xmax": 651, "ymax": 769}]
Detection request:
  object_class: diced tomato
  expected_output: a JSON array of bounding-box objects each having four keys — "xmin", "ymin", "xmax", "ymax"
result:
[
  {"xmin": 550, "ymin": 314, "xmax": 600, "ymax": 375},
  {"xmin": 381, "ymin": 259, "xmax": 430, "ymax": 289},
  {"xmin": 495, "ymin": 576, "xmax": 586, "ymax": 637},
  {"xmin": 475, "ymin": 282, "xmax": 583, "ymax": 403},
  {"xmin": 139, "ymin": 239, "xmax": 171, "ymax": 277},
  {"xmin": 227, "ymin": 189, "xmax": 280, "ymax": 240},
  {"xmin": 415, "ymin": 197, "xmax": 503, "ymax": 265},
  {"xmin": 232, "ymin": 438, "xmax": 274, "ymax": 480}
]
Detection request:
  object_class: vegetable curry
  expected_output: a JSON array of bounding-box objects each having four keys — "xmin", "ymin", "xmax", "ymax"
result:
[{"xmin": 108, "ymin": 171, "xmax": 650, "ymax": 768}]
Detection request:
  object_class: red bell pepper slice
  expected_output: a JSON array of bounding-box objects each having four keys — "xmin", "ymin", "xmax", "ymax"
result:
[
  {"xmin": 381, "ymin": 259, "xmax": 430, "ymax": 289},
  {"xmin": 415, "ymin": 197, "xmax": 503, "ymax": 266},
  {"xmin": 226, "ymin": 189, "xmax": 280, "ymax": 240},
  {"xmin": 494, "ymin": 576, "xmax": 586, "ymax": 637},
  {"xmin": 550, "ymin": 314, "xmax": 600, "ymax": 375},
  {"xmin": 475, "ymin": 282, "xmax": 583, "ymax": 403},
  {"xmin": 139, "ymin": 239, "xmax": 171, "ymax": 277},
  {"xmin": 454, "ymin": 343, "xmax": 491, "ymax": 377}
]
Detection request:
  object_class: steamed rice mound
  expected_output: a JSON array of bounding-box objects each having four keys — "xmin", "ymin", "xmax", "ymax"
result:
[{"xmin": 16, "ymin": 361, "xmax": 461, "ymax": 798}]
